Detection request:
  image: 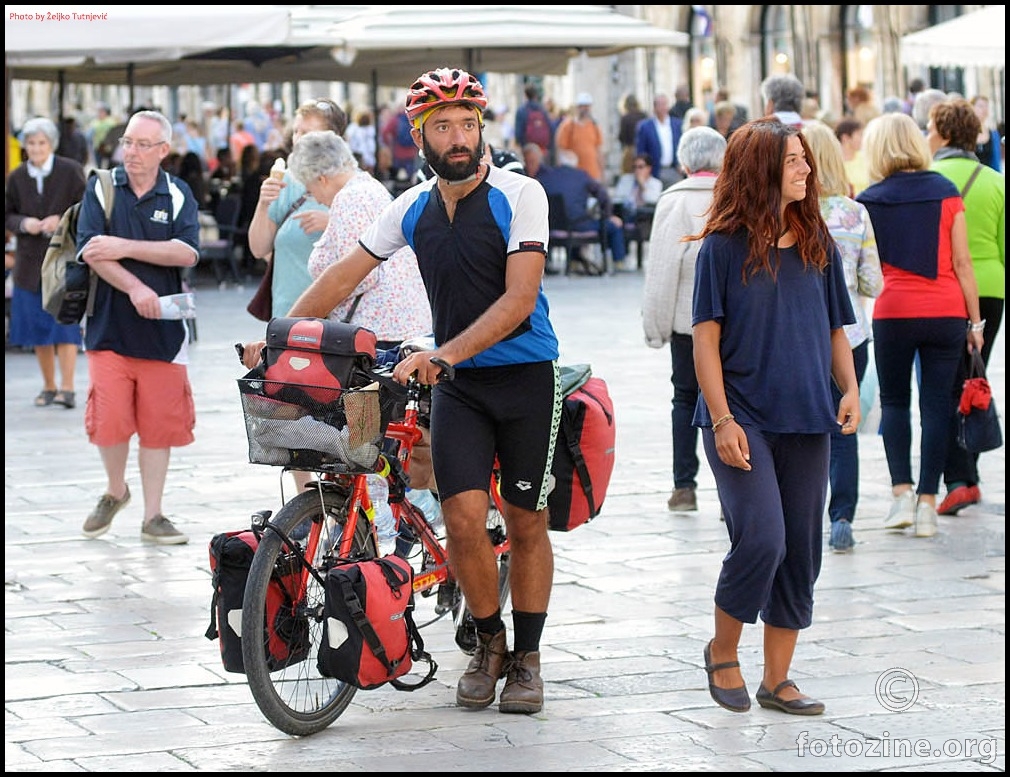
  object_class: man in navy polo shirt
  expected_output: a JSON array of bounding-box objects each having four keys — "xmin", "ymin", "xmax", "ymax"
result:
[{"xmin": 76, "ymin": 109, "xmax": 200, "ymax": 545}]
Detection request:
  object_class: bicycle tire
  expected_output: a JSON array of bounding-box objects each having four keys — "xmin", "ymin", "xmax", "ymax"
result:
[
  {"xmin": 242, "ymin": 485, "xmax": 376, "ymax": 736},
  {"xmin": 453, "ymin": 498, "xmax": 511, "ymax": 655}
]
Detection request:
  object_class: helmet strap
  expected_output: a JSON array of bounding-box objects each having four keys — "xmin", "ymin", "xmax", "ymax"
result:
[
  {"xmin": 442, "ymin": 139, "xmax": 485, "ymax": 186},
  {"xmin": 444, "ymin": 169, "xmax": 480, "ymax": 186}
]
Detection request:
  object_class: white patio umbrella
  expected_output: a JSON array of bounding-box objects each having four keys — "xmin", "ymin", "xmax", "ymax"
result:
[
  {"xmin": 5, "ymin": 5, "xmax": 688, "ymax": 87},
  {"xmin": 4, "ymin": 5, "xmax": 293, "ymax": 66},
  {"xmin": 900, "ymin": 6, "xmax": 1005, "ymax": 69}
]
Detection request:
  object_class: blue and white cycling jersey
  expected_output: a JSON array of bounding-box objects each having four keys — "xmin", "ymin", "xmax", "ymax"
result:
[{"xmin": 358, "ymin": 165, "xmax": 559, "ymax": 368}]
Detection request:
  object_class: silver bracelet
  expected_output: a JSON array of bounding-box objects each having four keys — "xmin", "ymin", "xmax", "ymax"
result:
[{"xmin": 968, "ymin": 319, "xmax": 986, "ymax": 333}]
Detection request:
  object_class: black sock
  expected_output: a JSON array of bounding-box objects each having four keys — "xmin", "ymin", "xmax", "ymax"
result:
[
  {"xmin": 512, "ymin": 610, "xmax": 547, "ymax": 653},
  {"xmin": 473, "ymin": 611, "xmax": 505, "ymax": 638}
]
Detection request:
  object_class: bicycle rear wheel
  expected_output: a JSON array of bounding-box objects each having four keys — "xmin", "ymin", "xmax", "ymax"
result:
[
  {"xmin": 242, "ymin": 484, "xmax": 376, "ymax": 736},
  {"xmin": 453, "ymin": 496, "xmax": 511, "ymax": 654}
]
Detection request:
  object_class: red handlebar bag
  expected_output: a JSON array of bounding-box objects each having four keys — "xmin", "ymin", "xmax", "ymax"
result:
[{"xmin": 263, "ymin": 317, "xmax": 377, "ymax": 406}]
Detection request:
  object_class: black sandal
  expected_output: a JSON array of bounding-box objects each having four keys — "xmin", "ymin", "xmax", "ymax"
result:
[{"xmin": 53, "ymin": 391, "xmax": 76, "ymax": 409}]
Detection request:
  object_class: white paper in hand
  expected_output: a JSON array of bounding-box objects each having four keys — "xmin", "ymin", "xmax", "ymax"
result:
[{"xmin": 159, "ymin": 292, "xmax": 196, "ymax": 319}]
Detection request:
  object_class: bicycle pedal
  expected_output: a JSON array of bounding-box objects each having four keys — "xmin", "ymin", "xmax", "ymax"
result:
[{"xmin": 434, "ymin": 582, "xmax": 458, "ymax": 614}]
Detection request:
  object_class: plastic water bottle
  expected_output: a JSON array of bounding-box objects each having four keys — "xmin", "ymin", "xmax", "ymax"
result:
[
  {"xmin": 369, "ymin": 475, "xmax": 398, "ymax": 556},
  {"xmin": 408, "ymin": 488, "xmax": 443, "ymax": 534}
]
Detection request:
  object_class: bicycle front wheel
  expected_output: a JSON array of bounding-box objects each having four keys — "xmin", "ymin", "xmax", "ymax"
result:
[{"xmin": 242, "ymin": 485, "xmax": 375, "ymax": 736}]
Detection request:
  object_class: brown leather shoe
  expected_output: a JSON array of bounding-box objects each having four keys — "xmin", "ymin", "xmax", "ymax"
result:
[
  {"xmin": 456, "ymin": 629, "xmax": 509, "ymax": 708},
  {"xmin": 499, "ymin": 650, "xmax": 543, "ymax": 714},
  {"xmin": 667, "ymin": 487, "xmax": 697, "ymax": 512}
]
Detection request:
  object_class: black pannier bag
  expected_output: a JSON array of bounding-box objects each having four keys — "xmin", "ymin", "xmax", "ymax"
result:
[{"xmin": 206, "ymin": 529, "xmax": 310, "ymax": 673}]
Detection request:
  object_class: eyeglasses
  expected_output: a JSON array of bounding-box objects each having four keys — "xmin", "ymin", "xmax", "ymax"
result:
[
  {"xmin": 315, "ymin": 100, "xmax": 338, "ymax": 114},
  {"xmin": 118, "ymin": 138, "xmax": 166, "ymax": 151}
]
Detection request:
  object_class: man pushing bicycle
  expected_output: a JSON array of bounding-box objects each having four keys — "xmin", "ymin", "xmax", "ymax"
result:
[{"xmin": 285, "ymin": 68, "xmax": 562, "ymax": 715}]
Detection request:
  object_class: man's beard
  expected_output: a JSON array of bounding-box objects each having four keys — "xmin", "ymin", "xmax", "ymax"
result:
[{"xmin": 423, "ymin": 136, "xmax": 482, "ymax": 182}]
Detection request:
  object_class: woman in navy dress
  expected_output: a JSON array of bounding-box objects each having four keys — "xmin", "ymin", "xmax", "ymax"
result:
[
  {"xmin": 691, "ymin": 118, "xmax": 859, "ymax": 716},
  {"xmin": 4, "ymin": 117, "xmax": 87, "ymax": 408}
]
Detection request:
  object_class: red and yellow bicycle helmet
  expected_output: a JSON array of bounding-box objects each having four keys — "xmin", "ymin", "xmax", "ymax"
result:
[{"xmin": 404, "ymin": 67, "xmax": 488, "ymax": 127}]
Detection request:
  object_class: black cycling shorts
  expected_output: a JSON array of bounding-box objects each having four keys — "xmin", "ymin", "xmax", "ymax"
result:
[{"xmin": 429, "ymin": 360, "xmax": 561, "ymax": 512}]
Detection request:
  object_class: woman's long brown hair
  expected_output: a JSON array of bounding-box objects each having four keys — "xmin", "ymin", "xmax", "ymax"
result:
[{"xmin": 689, "ymin": 117, "xmax": 833, "ymax": 281}]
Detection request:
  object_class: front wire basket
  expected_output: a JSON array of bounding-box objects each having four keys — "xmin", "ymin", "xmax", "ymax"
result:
[{"xmin": 237, "ymin": 372, "xmax": 399, "ymax": 472}]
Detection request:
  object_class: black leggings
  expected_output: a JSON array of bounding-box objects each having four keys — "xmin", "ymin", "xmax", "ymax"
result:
[{"xmin": 872, "ymin": 317, "xmax": 965, "ymax": 495}]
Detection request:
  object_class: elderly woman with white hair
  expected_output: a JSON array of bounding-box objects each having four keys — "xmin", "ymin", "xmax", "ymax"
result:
[
  {"xmin": 285, "ymin": 130, "xmax": 431, "ymax": 349},
  {"xmin": 641, "ymin": 125, "xmax": 727, "ymax": 513},
  {"xmin": 4, "ymin": 116, "xmax": 88, "ymax": 408}
]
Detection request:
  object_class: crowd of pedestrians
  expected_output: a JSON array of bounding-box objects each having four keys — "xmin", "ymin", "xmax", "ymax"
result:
[{"xmin": 3, "ymin": 64, "xmax": 1003, "ymax": 725}]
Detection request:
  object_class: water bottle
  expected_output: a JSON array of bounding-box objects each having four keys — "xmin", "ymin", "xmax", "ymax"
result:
[
  {"xmin": 408, "ymin": 487, "xmax": 443, "ymax": 534},
  {"xmin": 369, "ymin": 475, "xmax": 398, "ymax": 556}
]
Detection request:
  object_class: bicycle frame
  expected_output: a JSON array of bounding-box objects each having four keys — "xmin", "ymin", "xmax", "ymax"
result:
[{"xmin": 298, "ymin": 376, "xmax": 509, "ymax": 599}]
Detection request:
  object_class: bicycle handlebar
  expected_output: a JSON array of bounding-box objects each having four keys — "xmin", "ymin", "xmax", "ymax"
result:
[
  {"xmin": 375, "ymin": 348, "xmax": 455, "ymax": 384},
  {"xmin": 430, "ymin": 357, "xmax": 455, "ymax": 382}
]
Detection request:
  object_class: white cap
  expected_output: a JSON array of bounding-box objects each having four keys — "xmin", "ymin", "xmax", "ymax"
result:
[{"xmin": 575, "ymin": 92, "xmax": 593, "ymax": 106}]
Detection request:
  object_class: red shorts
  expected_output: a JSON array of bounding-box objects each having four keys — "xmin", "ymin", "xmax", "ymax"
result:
[{"xmin": 85, "ymin": 350, "xmax": 195, "ymax": 449}]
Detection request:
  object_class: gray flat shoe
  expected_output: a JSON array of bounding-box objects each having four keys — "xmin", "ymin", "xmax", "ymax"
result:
[
  {"xmin": 34, "ymin": 390, "xmax": 57, "ymax": 407},
  {"xmin": 756, "ymin": 679, "xmax": 825, "ymax": 715},
  {"xmin": 704, "ymin": 640, "xmax": 750, "ymax": 712}
]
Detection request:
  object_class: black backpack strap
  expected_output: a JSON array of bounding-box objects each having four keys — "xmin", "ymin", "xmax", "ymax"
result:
[
  {"xmin": 566, "ymin": 432, "xmax": 597, "ymax": 516},
  {"xmin": 565, "ymin": 383, "xmax": 613, "ymax": 516},
  {"xmin": 389, "ymin": 605, "xmax": 438, "ymax": 691},
  {"xmin": 205, "ymin": 586, "xmax": 220, "ymax": 641},
  {"xmin": 375, "ymin": 558, "xmax": 437, "ymax": 691},
  {"xmin": 376, "ymin": 557, "xmax": 411, "ymax": 589},
  {"xmin": 334, "ymin": 571, "xmax": 398, "ymax": 676},
  {"xmin": 205, "ymin": 534, "xmax": 226, "ymax": 641},
  {"xmin": 960, "ymin": 163, "xmax": 984, "ymax": 199},
  {"xmin": 84, "ymin": 169, "xmax": 115, "ymax": 319}
]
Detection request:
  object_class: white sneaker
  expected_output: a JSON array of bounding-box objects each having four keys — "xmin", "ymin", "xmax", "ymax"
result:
[
  {"xmin": 884, "ymin": 490, "xmax": 915, "ymax": 530},
  {"xmin": 914, "ymin": 502, "xmax": 938, "ymax": 538}
]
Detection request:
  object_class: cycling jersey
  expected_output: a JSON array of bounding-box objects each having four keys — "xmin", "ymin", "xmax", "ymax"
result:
[{"xmin": 359, "ymin": 165, "xmax": 559, "ymax": 368}]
